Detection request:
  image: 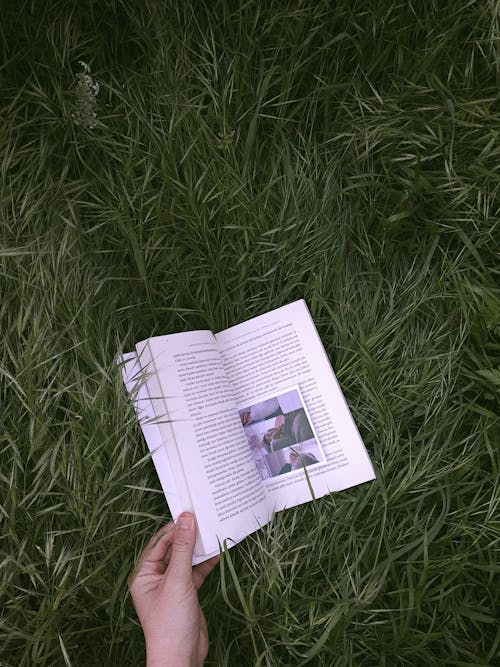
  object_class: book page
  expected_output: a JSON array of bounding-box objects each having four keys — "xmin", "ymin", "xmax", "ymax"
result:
[
  {"xmin": 121, "ymin": 352, "xmax": 219, "ymax": 564},
  {"xmin": 216, "ymin": 300, "xmax": 375, "ymax": 512},
  {"xmin": 121, "ymin": 352, "xmax": 185, "ymax": 517},
  {"xmin": 135, "ymin": 331, "xmax": 270, "ymax": 555}
]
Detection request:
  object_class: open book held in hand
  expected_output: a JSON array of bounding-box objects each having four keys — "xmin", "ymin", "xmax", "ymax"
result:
[{"xmin": 121, "ymin": 300, "xmax": 375, "ymax": 564}]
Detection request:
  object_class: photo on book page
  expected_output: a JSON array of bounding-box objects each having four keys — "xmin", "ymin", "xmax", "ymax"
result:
[{"xmin": 238, "ymin": 387, "xmax": 324, "ymax": 480}]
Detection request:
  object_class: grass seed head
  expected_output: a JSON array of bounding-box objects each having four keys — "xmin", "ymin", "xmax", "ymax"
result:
[{"xmin": 73, "ymin": 60, "xmax": 99, "ymax": 130}]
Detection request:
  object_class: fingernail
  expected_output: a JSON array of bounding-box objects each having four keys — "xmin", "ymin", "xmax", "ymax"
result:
[{"xmin": 178, "ymin": 513, "xmax": 193, "ymax": 530}]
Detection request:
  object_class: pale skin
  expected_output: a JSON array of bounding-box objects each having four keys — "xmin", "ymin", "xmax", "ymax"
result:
[
  {"xmin": 263, "ymin": 415, "xmax": 285, "ymax": 445},
  {"xmin": 129, "ymin": 513, "xmax": 219, "ymax": 667}
]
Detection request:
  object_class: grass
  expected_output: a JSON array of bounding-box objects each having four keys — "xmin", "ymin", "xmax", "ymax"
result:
[{"xmin": 0, "ymin": 1, "xmax": 499, "ymax": 665}]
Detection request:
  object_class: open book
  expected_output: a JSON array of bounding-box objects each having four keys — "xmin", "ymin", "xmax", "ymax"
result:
[{"xmin": 121, "ymin": 300, "xmax": 375, "ymax": 564}]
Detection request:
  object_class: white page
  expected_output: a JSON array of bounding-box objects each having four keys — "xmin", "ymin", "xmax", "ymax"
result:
[
  {"xmin": 121, "ymin": 352, "xmax": 184, "ymax": 515},
  {"xmin": 121, "ymin": 351, "xmax": 219, "ymax": 564},
  {"xmin": 135, "ymin": 330, "xmax": 270, "ymax": 555},
  {"xmin": 216, "ymin": 300, "xmax": 375, "ymax": 512}
]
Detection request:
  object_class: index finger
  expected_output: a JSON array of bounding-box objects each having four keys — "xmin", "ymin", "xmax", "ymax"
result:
[
  {"xmin": 128, "ymin": 521, "xmax": 175, "ymax": 586},
  {"xmin": 193, "ymin": 554, "xmax": 220, "ymax": 590}
]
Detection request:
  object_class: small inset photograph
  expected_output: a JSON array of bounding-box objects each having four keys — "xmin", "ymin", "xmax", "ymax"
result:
[
  {"xmin": 264, "ymin": 440, "xmax": 323, "ymax": 478},
  {"xmin": 238, "ymin": 388, "xmax": 324, "ymax": 480}
]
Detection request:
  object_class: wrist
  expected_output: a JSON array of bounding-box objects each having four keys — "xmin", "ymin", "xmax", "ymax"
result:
[{"xmin": 146, "ymin": 640, "xmax": 199, "ymax": 667}]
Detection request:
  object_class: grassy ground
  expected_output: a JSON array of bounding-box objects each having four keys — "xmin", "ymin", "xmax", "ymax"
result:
[{"xmin": 1, "ymin": 1, "xmax": 499, "ymax": 665}]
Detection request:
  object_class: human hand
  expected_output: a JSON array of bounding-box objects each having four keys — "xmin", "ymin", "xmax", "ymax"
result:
[
  {"xmin": 273, "ymin": 425, "xmax": 284, "ymax": 439},
  {"xmin": 241, "ymin": 410, "xmax": 251, "ymax": 425},
  {"xmin": 274, "ymin": 415, "xmax": 285, "ymax": 431},
  {"xmin": 263, "ymin": 428, "xmax": 274, "ymax": 444},
  {"xmin": 129, "ymin": 513, "xmax": 219, "ymax": 667}
]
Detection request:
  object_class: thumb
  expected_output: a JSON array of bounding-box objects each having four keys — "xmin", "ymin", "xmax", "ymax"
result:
[{"xmin": 166, "ymin": 512, "xmax": 196, "ymax": 583}]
